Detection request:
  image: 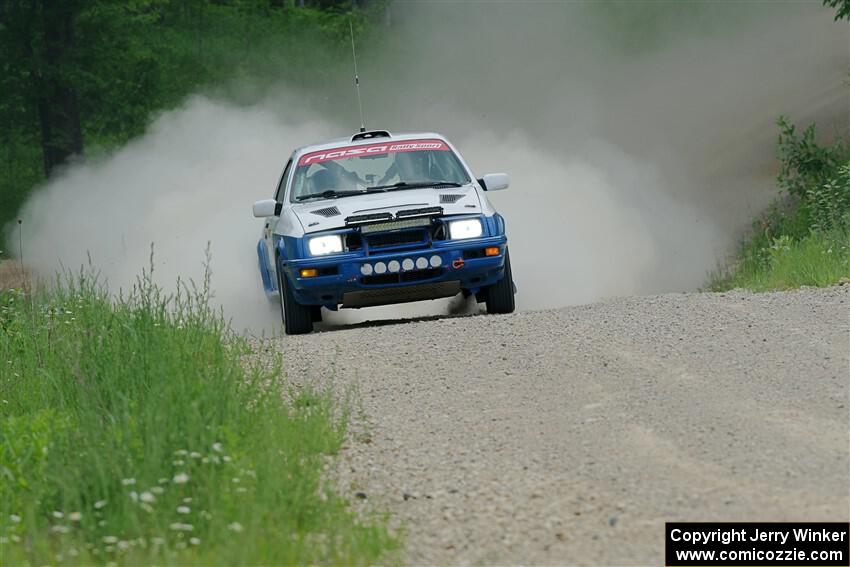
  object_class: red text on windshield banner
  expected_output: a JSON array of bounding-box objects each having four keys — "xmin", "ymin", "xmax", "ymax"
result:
[{"xmin": 298, "ymin": 139, "xmax": 449, "ymax": 166}]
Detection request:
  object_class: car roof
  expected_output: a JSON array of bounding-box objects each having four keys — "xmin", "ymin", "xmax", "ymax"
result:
[{"xmin": 292, "ymin": 131, "xmax": 450, "ymax": 157}]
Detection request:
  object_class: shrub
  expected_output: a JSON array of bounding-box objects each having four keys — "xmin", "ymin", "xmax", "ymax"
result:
[
  {"xmin": 776, "ymin": 116, "xmax": 847, "ymax": 200},
  {"xmin": 808, "ymin": 162, "xmax": 850, "ymax": 232}
]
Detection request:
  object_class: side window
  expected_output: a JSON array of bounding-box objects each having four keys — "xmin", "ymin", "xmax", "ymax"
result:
[{"xmin": 274, "ymin": 160, "xmax": 293, "ymax": 202}]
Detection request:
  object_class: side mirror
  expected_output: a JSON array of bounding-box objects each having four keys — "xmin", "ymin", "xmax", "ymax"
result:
[
  {"xmin": 479, "ymin": 173, "xmax": 510, "ymax": 191},
  {"xmin": 253, "ymin": 199, "xmax": 279, "ymax": 218}
]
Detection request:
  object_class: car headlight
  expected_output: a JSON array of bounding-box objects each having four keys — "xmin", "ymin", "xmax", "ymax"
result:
[
  {"xmin": 448, "ymin": 218, "xmax": 483, "ymax": 240},
  {"xmin": 308, "ymin": 235, "xmax": 343, "ymax": 256}
]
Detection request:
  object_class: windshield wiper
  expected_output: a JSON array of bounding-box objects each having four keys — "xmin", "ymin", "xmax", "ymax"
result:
[
  {"xmin": 295, "ymin": 189, "xmax": 364, "ymax": 201},
  {"xmin": 366, "ymin": 181, "xmax": 464, "ymax": 192}
]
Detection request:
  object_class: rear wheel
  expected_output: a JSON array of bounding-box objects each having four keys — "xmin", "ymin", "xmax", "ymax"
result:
[
  {"xmin": 483, "ymin": 248, "xmax": 516, "ymax": 314},
  {"xmin": 277, "ymin": 263, "xmax": 313, "ymax": 335}
]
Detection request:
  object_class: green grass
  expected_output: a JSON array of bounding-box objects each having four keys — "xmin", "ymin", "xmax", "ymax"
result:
[
  {"xmin": 0, "ymin": 263, "xmax": 398, "ymax": 565},
  {"xmin": 710, "ymin": 226, "xmax": 849, "ymax": 291}
]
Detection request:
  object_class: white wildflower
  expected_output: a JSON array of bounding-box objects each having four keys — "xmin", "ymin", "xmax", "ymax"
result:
[
  {"xmin": 103, "ymin": 536, "xmax": 118, "ymax": 544},
  {"xmin": 222, "ymin": 456, "xmax": 231, "ymax": 462},
  {"xmin": 121, "ymin": 478, "xmax": 136, "ymax": 486},
  {"xmin": 9, "ymin": 514, "xmax": 20, "ymax": 523},
  {"xmin": 189, "ymin": 537, "xmax": 201, "ymax": 545},
  {"xmin": 150, "ymin": 486, "xmax": 164, "ymax": 495},
  {"xmin": 212, "ymin": 442, "xmax": 223, "ymax": 453},
  {"xmin": 227, "ymin": 522, "xmax": 244, "ymax": 533},
  {"xmin": 98, "ymin": 520, "xmax": 107, "ymax": 527},
  {"xmin": 94, "ymin": 500, "xmax": 107, "ymax": 509},
  {"xmin": 172, "ymin": 459, "xmax": 185, "ymax": 466},
  {"xmin": 200, "ymin": 510, "xmax": 212, "ymax": 520},
  {"xmin": 176, "ymin": 506, "xmax": 190, "ymax": 514},
  {"xmin": 141, "ymin": 503, "xmax": 154, "ymax": 514},
  {"xmin": 51, "ymin": 525, "xmax": 70, "ymax": 534},
  {"xmin": 128, "ymin": 491, "xmax": 138, "ymax": 502},
  {"xmin": 182, "ymin": 497, "xmax": 193, "ymax": 503},
  {"xmin": 139, "ymin": 491, "xmax": 156, "ymax": 503},
  {"xmin": 236, "ymin": 487, "xmax": 247, "ymax": 493},
  {"xmin": 52, "ymin": 511, "xmax": 64, "ymax": 519},
  {"xmin": 172, "ymin": 473, "xmax": 189, "ymax": 484},
  {"xmin": 190, "ymin": 452, "xmax": 201, "ymax": 459},
  {"xmin": 68, "ymin": 548, "xmax": 79, "ymax": 557},
  {"xmin": 10, "ymin": 535, "xmax": 21, "ymax": 543},
  {"xmin": 175, "ymin": 541, "xmax": 186, "ymax": 550},
  {"xmin": 151, "ymin": 537, "xmax": 165, "ymax": 546},
  {"xmin": 158, "ymin": 478, "xmax": 168, "ymax": 484},
  {"xmin": 174, "ymin": 449, "xmax": 188, "ymax": 456},
  {"xmin": 117, "ymin": 540, "xmax": 131, "ymax": 551},
  {"xmin": 169, "ymin": 522, "xmax": 193, "ymax": 531},
  {"xmin": 69, "ymin": 512, "xmax": 82, "ymax": 522}
]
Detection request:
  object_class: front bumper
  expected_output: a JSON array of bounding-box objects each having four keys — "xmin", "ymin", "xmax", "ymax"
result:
[{"xmin": 283, "ymin": 236, "xmax": 508, "ymax": 308}]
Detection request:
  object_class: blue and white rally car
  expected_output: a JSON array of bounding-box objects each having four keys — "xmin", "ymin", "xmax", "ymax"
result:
[{"xmin": 253, "ymin": 130, "xmax": 515, "ymax": 334}]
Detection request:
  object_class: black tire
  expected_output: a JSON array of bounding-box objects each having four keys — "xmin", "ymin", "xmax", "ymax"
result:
[
  {"xmin": 484, "ymin": 248, "xmax": 516, "ymax": 314},
  {"xmin": 277, "ymin": 263, "xmax": 313, "ymax": 335}
]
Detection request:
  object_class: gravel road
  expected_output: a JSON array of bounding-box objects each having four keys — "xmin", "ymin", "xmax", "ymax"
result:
[{"xmin": 259, "ymin": 287, "xmax": 849, "ymax": 565}]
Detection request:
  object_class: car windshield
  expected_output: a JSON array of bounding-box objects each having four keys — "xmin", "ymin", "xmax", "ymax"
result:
[{"xmin": 290, "ymin": 139, "xmax": 470, "ymax": 202}]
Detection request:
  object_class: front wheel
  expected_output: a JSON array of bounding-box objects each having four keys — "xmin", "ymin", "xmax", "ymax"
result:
[
  {"xmin": 483, "ymin": 248, "xmax": 516, "ymax": 314},
  {"xmin": 277, "ymin": 264, "xmax": 314, "ymax": 335}
]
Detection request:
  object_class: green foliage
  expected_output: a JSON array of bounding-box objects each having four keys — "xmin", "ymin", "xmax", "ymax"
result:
[
  {"xmin": 776, "ymin": 116, "xmax": 847, "ymax": 200},
  {"xmin": 710, "ymin": 227, "xmax": 849, "ymax": 291},
  {"xmin": 823, "ymin": 0, "xmax": 850, "ymax": 20},
  {"xmin": 712, "ymin": 119, "xmax": 850, "ymax": 291},
  {"xmin": 808, "ymin": 163, "xmax": 850, "ymax": 232},
  {"xmin": 0, "ymin": 261, "xmax": 398, "ymax": 564},
  {"xmin": 0, "ymin": 0, "xmax": 373, "ymax": 249}
]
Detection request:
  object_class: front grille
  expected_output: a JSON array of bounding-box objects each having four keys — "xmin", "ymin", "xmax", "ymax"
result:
[
  {"xmin": 361, "ymin": 267, "xmax": 442, "ymax": 286},
  {"xmin": 342, "ymin": 280, "xmax": 460, "ymax": 308},
  {"xmin": 366, "ymin": 229, "xmax": 427, "ymax": 250}
]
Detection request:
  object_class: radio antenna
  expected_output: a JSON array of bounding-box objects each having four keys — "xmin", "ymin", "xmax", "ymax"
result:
[{"xmin": 349, "ymin": 19, "xmax": 366, "ymax": 133}]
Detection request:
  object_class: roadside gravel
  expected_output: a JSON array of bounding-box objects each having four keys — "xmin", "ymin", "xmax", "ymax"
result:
[{"xmin": 254, "ymin": 286, "xmax": 849, "ymax": 565}]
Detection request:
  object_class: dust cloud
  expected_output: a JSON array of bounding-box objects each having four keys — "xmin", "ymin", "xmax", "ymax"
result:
[{"xmin": 8, "ymin": 2, "xmax": 848, "ymax": 333}]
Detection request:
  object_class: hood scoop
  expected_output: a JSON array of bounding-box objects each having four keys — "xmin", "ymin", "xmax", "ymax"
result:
[
  {"xmin": 311, "ymin": 205, "xmax": 341, "ymax": 218},
  {"xmin": 439, "ymin": 194, "xmax": 465, "ymax": 204}
]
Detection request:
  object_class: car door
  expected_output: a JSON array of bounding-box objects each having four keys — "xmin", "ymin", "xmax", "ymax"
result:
[{"xmin": 264, "ymin": 159, "xmax": 292, "ymax": 282}]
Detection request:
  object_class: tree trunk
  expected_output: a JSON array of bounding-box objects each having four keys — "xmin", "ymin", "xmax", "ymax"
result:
[{"xmin": 38, "ymin": 0, "xmax": 83, "ymax": 176}]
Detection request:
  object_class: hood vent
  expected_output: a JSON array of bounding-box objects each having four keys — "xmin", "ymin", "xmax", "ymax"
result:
[
  {"xmin": 311, "ymin": 206, "xmax": 341, "ymax": 218},
  {"xmin": 440, "ymin": 194, "xmax": 464, "ymax": 204}
]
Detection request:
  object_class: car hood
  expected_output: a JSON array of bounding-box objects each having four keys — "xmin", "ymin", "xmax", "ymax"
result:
[{"xmin": 290, "ymin": 186, "xmax": 483, "ymax": 233}]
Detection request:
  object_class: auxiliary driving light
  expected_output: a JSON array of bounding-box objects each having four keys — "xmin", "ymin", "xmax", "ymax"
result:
[
  {"xmin": 485, "ymin": 247, "xmax": 500, "ymax": 257},
  {"xmin": 388, "ymin": 260, "xmax": 401, "ymax": 273},
  {"xmin": 402, "ymin": 258, "xmax": 415, "ymax": 271},
  {"xmin": 430, "ymin": 255, "xmax": 442, "ymax": 267},
  {"xmin": 415, "ymin": 257, "xmax": 428, "ymax": 269},
  {"xmin": 374, "ymin": 262, "xmax": 387, "ymax": 274},
  {"xmin": 360, "ymin": 264, "xmax": 373, "ymax": 276},
  {"xmin": 300, "ymin": 268, "xmax": 318, "ymax": 278}
]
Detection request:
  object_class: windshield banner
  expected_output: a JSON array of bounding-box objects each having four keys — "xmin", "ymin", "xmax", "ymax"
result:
[{"xmin": 298, "ymin": 139, "xmax": 450, "ymax": 166}]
